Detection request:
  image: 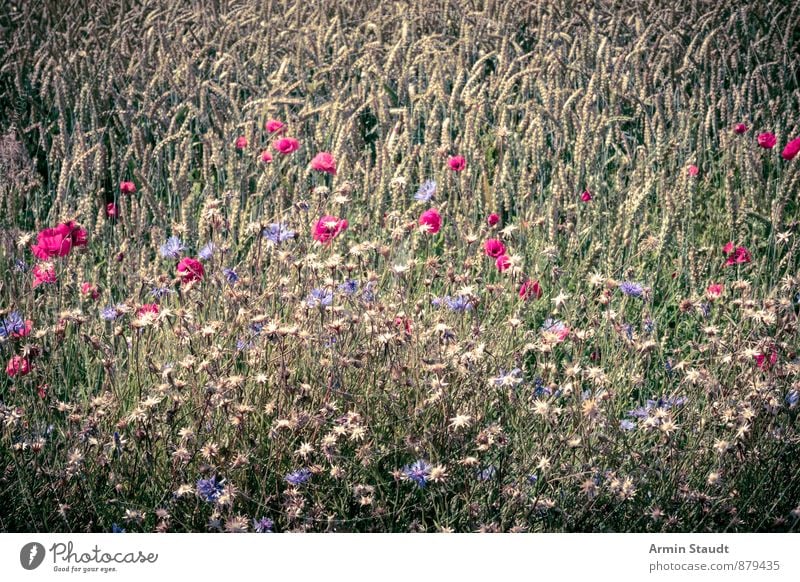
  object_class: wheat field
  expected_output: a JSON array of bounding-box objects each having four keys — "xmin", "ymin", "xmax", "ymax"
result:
[{"xmin": 0, "ymin": 0, "xmax": 799, "ymax": 532}]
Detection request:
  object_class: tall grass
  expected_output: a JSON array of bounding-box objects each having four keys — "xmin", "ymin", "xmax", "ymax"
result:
[{"xmin": 0, "ymin": 0, "xmax": 799, "ymax": 532}]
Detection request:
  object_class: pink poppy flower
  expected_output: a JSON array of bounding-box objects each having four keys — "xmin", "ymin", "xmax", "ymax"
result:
[
  {"xmin": 757, "ymin": 132, "xmax": 776, "ymax": 149},
  {"xmin": 725, "ymin": 246, "xmax": 751, "ymax": 267},
  {"xmin": 81, "ymin": 282, "xmax": 100, "ymax": 300},
  {"xmin": 31, "ymin": 226, "xmax": 72, "ymax": 259},
  {"xmin": 487, "ymin": 213, "xmax": 500, "ymax": 227},
  {"xmin": 580, "ymin": 190, "xmax": 592, "ymax": 202},
  {"xmin": 687, "ymin": 165, "xmax": 699, "ymax": 177},
  {"xmin": 484, "ymin": 238, "xmax": 506, "ymax": 258},
  {"xmin": 706, "ymin": 283, "xmax": 724, "ymax": 301},
  {"xmin": 273, "ymin": 137, "xmax": 300, "ymax": 155},
  {"xmin": 722, "ymin": 241, "xmax": 735, "ymax": 256},
  {"xmin": 177, "ymin": 257, "xmax": 205, "ymax": 284},
  {"xmin": 106, "ymin": 202, "xmax": 118, "ymax": 217},
  {"xmin": 313, "ymin": 215, "xmax": 348, "ymax": 244},
  {"xmin": 32, "ymin": 264, "xmax": 56, "ymax": 288},
  {"xmin": 782, "ymin": 136, "xmax": 800, "ymax": 161},
  {"xmin": 554, "ymin": 327, "xmax": 570, "ymax": 342},
  {"xmin": 136, "ymin": 303, "xmax": 159, "ymax": 317},
  {"xmin": 418, "ymin": 208, "xmax": 442, "ymax": 234},
  {"xmin": 448, "ymin": 155, "xmax": 466, "ymax": 172},
  {"xmin": 265, "ymin": 119, "xmax": 285, "ymax": 134},
  {"xmin": 754, "ymin": 350, "xmax": 778, "ymax": 370},
  {"xmin": 734, "ymin": 123, "xmax": 748, "ymax": 134},
  {"xmin": 6, "ymin": 355, "xmax": 30, "ymax": 378},
  {"xmin": 70, "ymin": 226, "xmax": 88, "ymax": 248},
  {"xmin": 519, "ymin": 279, "xmax": 542, "ymax": 301},
  {"xmin": 394, "ymin": 316, "xmax": 412, "ymax": 335},
  {"xmin": 120, "ymin": 181, "xmax": 136, "ymax": 194},
  {"xmin": 58, "ymin": 222, "xmax": 88, "ymax": 248},
  {"xmin": 235, "ymin": 136, "xmax": 248, "ymax": 150},
  {"xmin": 260, "ymin": 150, "xmax": 273, "ymax": 163},
  {"xmin": 310, "ymin": 152, "xmax": 337, "ymax": 175},
  {"xmin": 495, "ymin": 254, "xmax": 511, "ymax": 272}
]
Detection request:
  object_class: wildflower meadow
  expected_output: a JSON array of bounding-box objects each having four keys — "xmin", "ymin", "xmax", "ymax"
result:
[{"xmin": 1, "ymin": 0, "xmax": 799, "ymax": 533}]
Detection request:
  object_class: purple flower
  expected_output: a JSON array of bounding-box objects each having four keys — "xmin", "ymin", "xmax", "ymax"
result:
[
  {"xmin": 434, "ymin": 295, "xmax": 472, "ymax": 312},
  {"xmin": 159, "ymin": 236, "xmax": 186, "ymax": 259},
  {"xmin": 196, "ymin": 476, "xmax": 224, "ymax": 503},
  {"xmin": 198, "ymin": 242, "xmax": 215, "ymax": 261},
  {"xmin": 619, "ymin": 281, "xmax": 644, "ymax": 298},
  {"xmin": 338, "ymin": 279, "xmax": 359, "ymax": 295},
  {"xmin": 361, "ymin": 281, "xmax": 377, "ymax": 303},
  {"xmin": 285, "ymin": 468, "xmax": 312, "ymax": 486},
  {"xmin": 402, "ymin": 459, "xmax": 431, "ymax": 488},
  {"xmin": 263, "ymin": 223, "xmax": 296, "ymax": 245},
  {"xmin": 150, "ymin": 286, "xmax": 173, "ymax": 299},
  {"xmin": 100, "ymin": 305, "xmax": 122, "ymax": 321},
  {"xmin": 223, "ymin": 268, "xmax": 238, "ymax": 284},
  {"xmin": 306, "ymin": 288, "xmax": 333, "ymax": 308},
  {"xmin": 620, "ymin": 419, "xmax": 637, "ymax": 431},
  {"xmin": 0, "ymin": 311, "xmax": 26, "ymax": 338},
  {"xmin": 491, "ymin": 368, "xmax": 522, "ymax": 387},
  {"xmin": 476, "ymin": 465, "xmax": 496, "ymax": 481},
  {"xmin": 253, "ymin": 517, "xmax": 274, "ymax": 533},
  {"xmin": 414, "ymin": 179, "xmax": 437, "ymax": 202}
]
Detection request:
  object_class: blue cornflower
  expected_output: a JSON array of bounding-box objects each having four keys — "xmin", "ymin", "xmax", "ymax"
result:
[
  {"xmin": 253, "ymin": 517, "xmax": 274, "ymax": 533},
  {"xmin": 0, "ymin": 311, "xmax": 26, "ymax": 338},
  {"xmin": 623, "ymin": 323, "xmax": 634, "ymax": 340},
  {"xmin": 263, "ymin": 222, "xmax": 296, "ymax": 245},
  {"xmin": 402, "ymin": 459, "xmax": 432, "ymax": 488},
  {"xmin": 786, "ymin": 390, "xmax": 799, "ymax": 408},
  {"xmin": 620, "ymin": 419, "xmax": 637, "ymax": 431},
  {"xmin": 236, "ymin": 338, "xmax": 253, "ymax": 351},
  {"xmin": 111, "ymin": 523, "xmax": 126, "ymax": 533},
  {"xmin": 477, "ymin": 466, "xmax": 496, "ymax": 481},
  {"xmin": 13, "ymin": 259, "xmax": 28, "ymax": 273},
  {"xmin": 699, "ymin": 302, "xmax": 711, "ymax": 317},
  {"xmin": 414, "ymin": 179, "xmax": 437, "ymax": 202},
  {"xmin": 651, "ymin": 395, "xmax": 687, "ymax": 409},
  {"xmin": 444, "ymin": 295, "xmax": 472, "ymax": 312},
  {"xmin": 491, "ymin": 368, "xmax": 523, "ymax": 387},
  {"xmin": 100, "ymin": 305, "xmax": 122, "ymax": 321},
  {"xmin": 338, "ymin": 279, "xmax": 359, "ymax": 295},
  {"xmin": 285, "ymin": 468, "xmax": 312, "ymax": 486},
  {"xmin": 541, "ymin": 318, "xmax": 567, "ymax": 334},
  {"xmin": 160, "ymin": 236, "xmax": 186, "ymax": 259},
  {"xmin": 643, "ymin": 317, "xmax": 655, "ymax": 334},
  {"xmin": 196, "ymin": 476, "xmax": 224, "ymax": 503},
  {"xmin": 628, "ymin": 395, "xmax": 687, "ymax": 419},
  {"xmin": 306, "ymin": 288, "xmax": 333, "ymax": 308},
  {"xmin": 198, "ymin": 242, "xmax": 215, "ymax": 261},
  {"xmin": 532, "ymin": 377, "xmax": 552, "ymax": 397},
  {"xmin": 527, "ymin": 475, "xmax": 539, "ymax": 485},
  {"xmin": 223, "ymin": 268, "xmax": 239, "ymax": 284},
  {"xmin": 361, "ymin": 281, "xmax": 377, "ymax": 303},
  {"xmin": 150, "ymin": 286, "xmax": 173, "ymax": 299},
  {"xmin": 619, "ymin": 281, "xmax": 644, "ymax": 298},
  {"xmin": 627, "ymin": 406, "xmax": 649, "ymax": 419}
]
